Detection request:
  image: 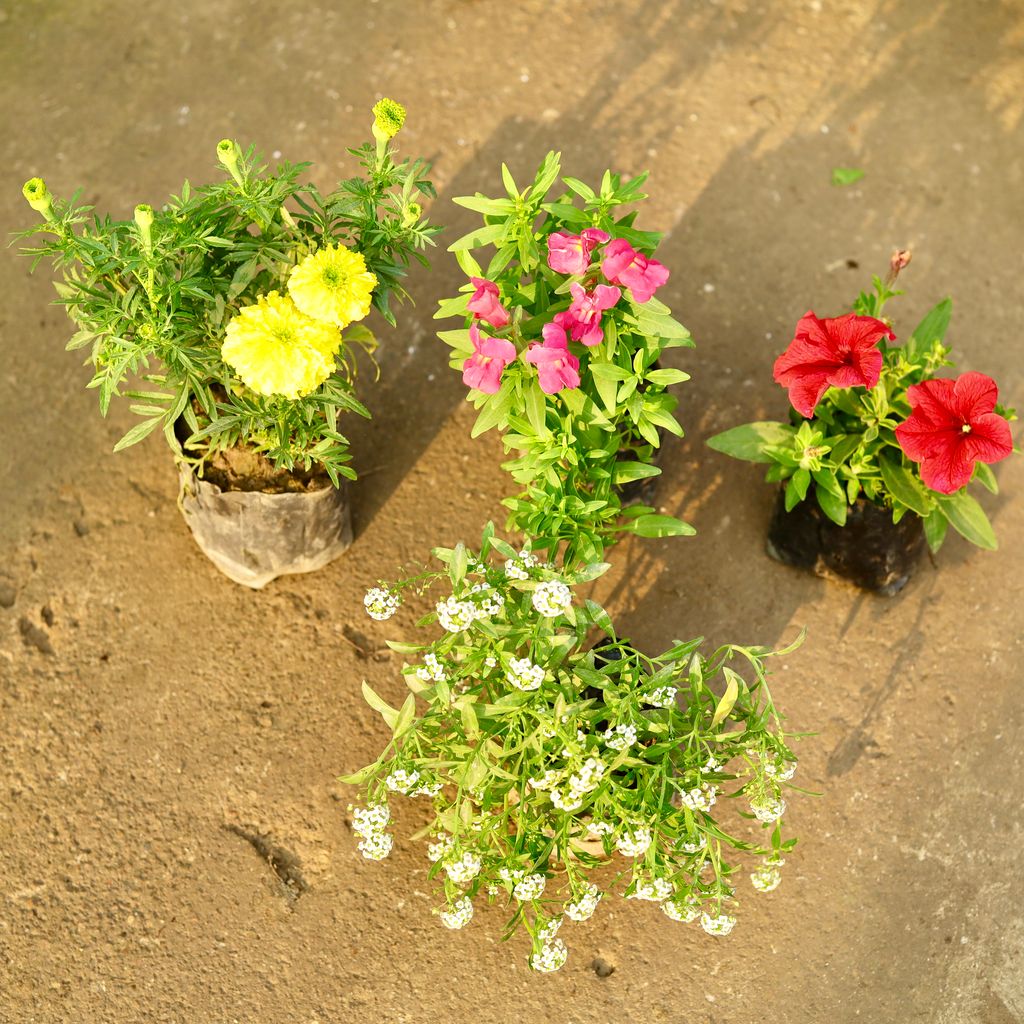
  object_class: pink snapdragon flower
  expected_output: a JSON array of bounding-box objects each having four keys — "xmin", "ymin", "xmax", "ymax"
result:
[
  {"xmin": 601, "ymin": 238, "xmax": 670, "ymax": 303},
  {"xmin": 462, "ymin": 323, "xmax": 516, "ymax": 394},
  {"xmin": 466, "ymin": 277, "xmax": 510, "ymax": 329},
  {"xmin": 523, "ymin": 322, "xmax": 581, "ymax": 394},
  {"xmin": 546, "ymin": 228, "xmax": 610, "ymax": 276},
  {"xmin": 559, "ymin": 282, "xmax": 622, "ymax": 347}
]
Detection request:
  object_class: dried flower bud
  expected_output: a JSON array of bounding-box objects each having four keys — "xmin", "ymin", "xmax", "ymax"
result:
[
  {"xmin": 886, "ymin": 249, "xmax": 912, "ymax": 284},
  {"xmin": 22, "ymin": 177, "xmax": 52, "ymax": 216},
  {"xmin": 372, "ymin": 97, "xmax": 406, "ymax": 142}
]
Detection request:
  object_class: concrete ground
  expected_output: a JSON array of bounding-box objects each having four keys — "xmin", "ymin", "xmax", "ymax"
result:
[{"xmin": 1, "ymin": 1, "xmax": 1022, "ymax": 1021}]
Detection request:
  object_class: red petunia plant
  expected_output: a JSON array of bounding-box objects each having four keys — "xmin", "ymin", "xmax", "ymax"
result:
[
  {"xmin": 709, "ymin": 256, "xmax": 1017, "ymax": 551},
  {"xmin": 436, "ymin": 152, "xmax": 694, "ymax": 568}
]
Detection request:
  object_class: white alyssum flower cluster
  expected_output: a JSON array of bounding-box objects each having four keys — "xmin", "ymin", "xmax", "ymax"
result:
[
  {"xmin": 700, "ymin": 912, "xmax": 737, "ymax": 936},
  {"xmin": 643, "ymin": 686, "xmax": 678, "ymax": 709},
  {"xmin": 435, "ymin": 596, "xmax": 479, "ymax": 633},
  {"xmin": 527, "ymin": 769, "xmax": 560, "ymax": 791},
  {"xmin": 678, "ymin": 782, "xmax": 718, "ymax": 813},
  {"xmin": 550, "ymin": 757, "xmax": 605, "ymax": 812},
  {"xmin": 385, "ymin": 768, "xmax": 441, "ymax": 798},
  {"xmin": 662, "ymin": 896, "xmax": 700, "ymax": 923},
  {"xmin": 530, "ymin": 937, "xmax": 568, "ymax": 973},
  {"xmin": 564, "ymin": 883, "xmax": 602, "ymax": 922},
  {"xmin": 762, "ymin": 753, "xmax": 797, "ymax": 781},
  {"xmin": 602, "ymin": 723, "xmax": 638, "ymax": 751},
  {"xmin": 427, "ymin": 834, "xmax": 455, "ymax": 863},
  {"xmin": 440, "ymin": 896, "xmax": 474, "ymax": 930},
  {"xmin": 531, "ymin": 580, "xmax": 572, "ymax": 618},
  {"xmin": 615, "ymin": 827, "xmax": 653, "ymax": 858},
  {"xmin": 444, "ymin": 851, "xmax": 482, "ymax": 884},
  {"xmin": 470, "ymin": 582, "xmax": 505, "ymax": 616},
  {"xmin": 503, "ymin": 550, "xmax": 537, "ymax": 581},
  {"xmin": 750, "ymin": 794, "xmax": 787, "ymax": 823},
  {"xmin": 500, "ymin": 870, "xmax": 546, "ymax": 902},
  {"xmin": 628, "ymin": 877, "xmax": 674, "ymax": 902},
  {"xmin": 680, "ymin": 834, "xmax": 707, "ymax": 854},
  {"xmin": 352, "ymin": 803, "xmax": 393, "ymax": 861},
  {"xmin": 364, "ymin": 587, "xmax": 400, "ymax": 621},
  {"xmin": 751, "ymin": 859, "xmax": 784, "ymax": 893},
  {"xmin": 415, "ymin": 652, "xmax": 447, "ymax": 683},
  {"xmin": 537, "ymin": 917, "xmax": 561, "ymax": 942},
  {"xmin": 507, "ymin": 657, "xmax": 545, "ymax": 692}
]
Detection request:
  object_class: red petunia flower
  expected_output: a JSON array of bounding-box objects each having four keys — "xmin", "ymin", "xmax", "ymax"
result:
[
  {"xmin": 894, "ymin": 372, "xmax": 1013, "ymax": 494},
  {"xmin": 772, "ymin": 312, "xmax": 895, "ymax": 417}
]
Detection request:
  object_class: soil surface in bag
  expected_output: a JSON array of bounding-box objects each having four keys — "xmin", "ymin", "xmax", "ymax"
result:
[{"xmin": 766, "ymin": 488, "xmax": 927, "ymax": 596}]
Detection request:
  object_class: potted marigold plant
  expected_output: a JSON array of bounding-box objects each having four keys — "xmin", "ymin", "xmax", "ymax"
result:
[
  {"xmin": 708, "ymin": 254, "xmax": 1016, "ymax": 594},
  {"xmin": 346, "ymin": 525, "xmax": 804, "ymax": 972},
  {"xmin": 435, "ymin": 153, "xmax": 694, "ymax": 567},
  {"xmin": 17, "ymin": 99, "xmax": 439, "ymax": 587}
]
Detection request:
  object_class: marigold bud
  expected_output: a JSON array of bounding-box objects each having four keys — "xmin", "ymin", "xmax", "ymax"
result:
[
  {"xmin": 402, "ymin": 201, "xmax": 421, "ymax": 227},
  {"xmin": 134, "ymin": 203, "xmax": 154, "ymax": 230},
  {"xmin": 372, "ymin": 98, "xmax": 406, "ymax": 142},
  {"xmin": 22, "ymin": 177, "xmax": 52, "ymax": 215},
  {"xmin": 217, "ymin": 138, "xmax": 240, "ymax": 169}
]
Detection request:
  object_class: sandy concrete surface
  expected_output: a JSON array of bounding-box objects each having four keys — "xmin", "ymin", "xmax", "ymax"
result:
[{"xmin": 2, "ymin": 1, "xmax": 1023, "ymax": 1021}]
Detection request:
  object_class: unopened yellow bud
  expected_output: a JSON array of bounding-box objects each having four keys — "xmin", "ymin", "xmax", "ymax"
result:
[
  {"xmin": 402, "ymin": 201, "xmax": 421, "ymax": 227},
  {"xmin": 134, "ymin": 203, "xmax": 154, "ymax": 230},
  {"xmin": 217, "ymin": 139, "xmax": 240, "ymax": 168},
  {"xmin": 22, "ymin": 177, "xmax": 52, "ymax": 215}
]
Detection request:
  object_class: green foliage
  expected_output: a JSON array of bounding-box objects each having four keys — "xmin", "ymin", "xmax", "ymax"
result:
[
  {"xmin": 16, "ymin": 124, "xmax": 440, "ymax": 484},
  {"xmin": 437, "ymin": 152, "xmax": 693, "ymax": 568},
  {"xmin": 831, "ymin": 167, "xmax": 865, "ymax": 187},
  {"xmin": 708, "ymin": 280, "xmax": 1011, "ymax": 550},
  {"xmin": 346, "ymin": 526, "xmax": 802, "ymax": 969}
]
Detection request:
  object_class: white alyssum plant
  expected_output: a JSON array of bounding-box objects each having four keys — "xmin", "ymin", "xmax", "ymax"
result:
[{"xmin": 346, "ymin": 524, "xmax": 804, "ymax": 972}]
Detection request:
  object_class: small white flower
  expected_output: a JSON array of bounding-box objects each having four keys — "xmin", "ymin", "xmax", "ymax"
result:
[
  {"xmin": 702, "ymin": 756, "xmax": 721, "ymax": 774},
  {"xmin": 615, "ymin": 827, "xmax": 652, "ymax": 858},
  {"xmin": 567, "ymin": 757, "xmax": 605, "ymax": 794},
  {"xmin": 436, "ymin": 596, "xmax": 479, "ymax": 633},
  {"xmin": 512, "ymin": 873, "xmax": 547, "ymax": 902},
  {"xmin": 508, "ymin": 657, "xmax": 544, "ymax": 692},
  {"xmin": 385, "ymin": 768, "xmax": 421, "ymax": 795},
  {"xmin": 751, "ymin": 862, "xmax": 783, "ymax": 893},
  {"xmin": 643, "ymin": 686, "xmax": 677, "ymax": 709},
  {"xmin": 750, "ymin": 795, "xmax": 787, "ymax": 823},
  {"xmin": 586, "ymin": 820, "xmax": 614, "ymax": 838},
  {"xmin": 530, "ymin": 938, "xmax": 568, "ymax": 973},
  {"xmin": 411, "ymin": 777, "xmax": 442, "ymax": 798},
  {"xmin": 538, "ymin": 917, "xmax": 562, "ymax": 942},
  {"xmin": 700, "ymin": 912, "xmax": 736, "ymax": 936},
  {"xmin": 439, "ymin": 895, "xmax": 474, "ymax": 930},
  {"xmin": 351, "ymin": 803, "xmax": 390, "ymax": 838},
  {"xmin": 528, "ymin": 770, "xmax": 561, "ymax": 791},
  {"xmin": 680, "ymin": 834, "xmax": 706, "ymax": 855},
  {"xmin": 415, "ymin": 652, "xmax": 447, "ymax": 683},
  {"xmin": 602, "ymin": 723, "xmax": 638, "ymax": 751},
  {"xmin": 357, "ymin": 831, "xmax": 393, "ymax": 860},
  {"xmin": 550, "ymin": 789, "xmax": 584, "ymax": 812},
  {"xmin": 679, "ymin": 783, "xmax": 718, "ymax": 813},
  {"xmin": 628, "ymin": 877, "xmax": 674, "ymax": 902},
  {"xmin": 427, "ymin": 834, "xmax": 455, "ymax": 863},
  {"xmin": 470, "ymin": 582, "xmax": 505, "ymax": 616},
  {"xmin": 565, "ymin": 883, "xmax": 602, "ymax": 922},
  {"xmin": 444, "ymin": 851, "xmax": 482, "ymax": 884},
  {"xmin": 532, "ymin": 580, "xmax": 572, "ymax": 618},
  {"xmin": 364, "ymin": 587, "xmax": 400, "ymax": 621},
  {"xmin": 662, "ymin": 896, "xmax": 701, "ymax": 923},
  {"xmin": 484, "ymin": 656, "xmax": 497, "ymax": 669}
]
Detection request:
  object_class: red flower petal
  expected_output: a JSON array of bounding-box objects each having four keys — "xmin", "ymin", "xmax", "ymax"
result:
[
  {"xmin": 964, "ymin": 412, "xmax": 1013, "ymax": 464},
  {"xmin": 952, "ymin": 370, "xmax": 999, "ymax": 420},
  {"xmin": 919, "ymin": 440, "xmax": 975, "ymax": 494}
]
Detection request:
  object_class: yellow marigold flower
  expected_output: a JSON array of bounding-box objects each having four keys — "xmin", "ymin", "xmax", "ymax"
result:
[
  {"xmin": 221, "ymin": 291, "xmax": 340, "ymax": 399},
  {"xmin": 288, "ymin": 244, "xmax": 376, "ymax": 328},
  {"xmin": 372, "ymin": 97, "xmax": 406, "ymax": 140}
]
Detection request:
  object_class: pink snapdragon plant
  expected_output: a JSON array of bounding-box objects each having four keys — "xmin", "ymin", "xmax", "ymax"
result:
[{"xmin": 437, "ymin": 153, "xmax": 694, "ymax": 567}]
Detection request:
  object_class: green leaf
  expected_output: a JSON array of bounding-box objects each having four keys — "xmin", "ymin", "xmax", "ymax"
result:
[
  {"xmin": 630, "ymin": 514, "xmax": 695, "ymax": 538},
  {"xmin": 831, "ymin": 167, "xmax": 865, "ymax": 186},
  {"xmin": 711, "ymin": 669, "xmax": 741, "ymax": 728},
  {"xmin": 878, "ymin": 451, "xmax": 932, "ymax": 517},
  {"xmin": 936, "ymin": 491, "xmax": 997, "ymax": 550},
  {"xmin": 451, "ymin": 542, "xmax": 469, "ymax": 584},
  {"xmin": 707, "ymin": 422, "xmax": 796, "ymax": 463},
  {"xmin": 815, "ymin": 483, "xmax": 848, "ymax": 526},
  {"xmin": 448, "ymin": 223, "xmax": 505, "ymax": 252},
  {"xmin": 112, "ymin": 416, "xmax": 162, "ymax": 452},
  {"xmin": 451, "ymin": 195, "xmax": 516, "ymax": 216},
  {"xmin": 337, "ymin": 764, "xmax": 376, "ymax": 785},
  {"xmin": 612, "ymin": 462, "xmax": 660, "ymax": 484},
  {"xmin": 361, "ymin": 681, "xmax": 399, "ymax": 729},
  {"xmin": 906, "ymin": 297, "xmax": 952, "ymax": 361},
  {"xmin": 923, "ymin": 509, "xmax": 948, "ymax": 553},
  {"xmin": 645, "ymin": 367, "xmax": 691, "ymax": 387},
  {"xmin": 973, "ymin": 462, "xmax": 999, "ymax": 494},
  {"xmin": 392, "ymin": 693, "xmax": 416, "ymax": 738}
]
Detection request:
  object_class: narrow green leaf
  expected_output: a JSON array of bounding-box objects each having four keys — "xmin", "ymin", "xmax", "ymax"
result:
[
  {"xmin": 936, "ymin": 491, "xmax": 997, "ymax": 550},
  {"xmin": 878, "ymin": 451, "xmax": 932, "ymax": 517},
  {"xmin": 707, "ymin": 422, "xmax": 796, "ymax": 463},
  {"xmin": 711, "ymin": 669, "xmax": 741, "ymax": 727},
  {"xmin": 630, "ymin": 514, "xmax": 695, "ymax": 538},
  {"xmin": 361, "ymin": 681, "xmax": 399, "ymax": 729}
]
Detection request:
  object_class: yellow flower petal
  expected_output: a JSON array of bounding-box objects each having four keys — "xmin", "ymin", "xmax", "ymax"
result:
[
  {"xmin": 221, "ymin": 291, "xmax": 341, "ymax": 399},
  {"xmin": 288, "ymin": 244, "xmax": 376, "ymax": 328}
]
